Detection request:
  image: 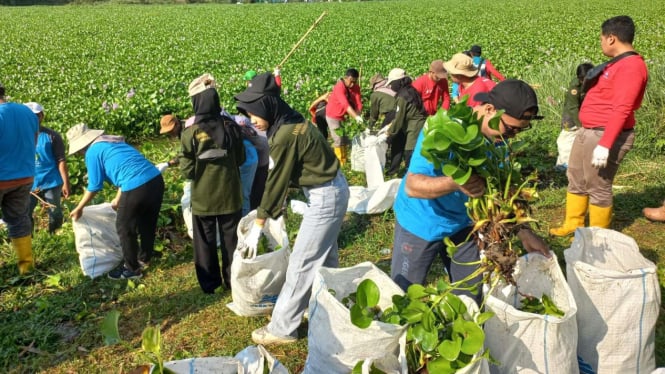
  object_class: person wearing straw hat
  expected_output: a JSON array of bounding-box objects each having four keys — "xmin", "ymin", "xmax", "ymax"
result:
[
  {"xmin": 0, "ymin": 82, "xmax": 39, "ymax": 275},
  {"xmin": 444, "ymin": 53, "xmax": 496, "ymax": 108},
  {"xmin": 24, "ymin": 102, "xmax": 71, "ymax": 234},
  {"xmin": 68, "ymin": 123, "xmax": 164, "ymax": 280},
  {"xmin": 156, "ymin": 114, "xmax": 183, "ymax": 172},
  {"xmin": 235, "ymin": 72, "xmax": 349, "ymax": 345},
  {"xmin": 412, "ymin": 59, "xmax": 451, "ymax": 116},
  {"xmin": 367, "ymin": 73, "xmax": 396, "ymax": 131},
  {"xmin": 180, "ymin": 73, "xmax": 245, "ymax": 294}
]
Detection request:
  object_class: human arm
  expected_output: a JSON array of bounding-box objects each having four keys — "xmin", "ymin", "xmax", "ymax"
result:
[
  {"xmin": 69, "ymin": 189, "xmax": 98, "ymax": 221},
  {"xmin": 179, "ymin": 128, "xmax": 196, "ymax": 180},
  {"xmin": 58, "ymin": 160, "xmax": 71, "ymax": 199},
  {"xmin": 51, "ymin": 131, "xmax": 70, "ymax": 198},
  {"xmin": 368, "ymin": 93, "xmax": 380, "ymax": 130},
  {"xmin": 517, "ymin": 228, "xmax": 552, "ymax": 258},
  {"xmin": 439, "ymin": 80, "xmax": 451, "ymax": 110},
  {"xmin": 110, "ymin": 189, "xmax": 122, "ymax": 210},
  {"xmin": 257, "ymin": 141, "xmax": 297, "ymax": 220},
  {"xmin": 485, "ymin": 60, "xmax": 505, "ymax": 81},
  {"xmin": 387, "ymin": 98, "xmax": 407, "ymax": 137},
  {"xmin": 405, "ymin": 172, "xmax": 485, "ymax": 199}
]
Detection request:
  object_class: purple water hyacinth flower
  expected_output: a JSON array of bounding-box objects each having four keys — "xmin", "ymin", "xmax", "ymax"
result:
[
  {"xmin": 126, "ymin": 88, "xmax": 135, "ymax": 99},
  {"xmin": 102, "ymin": 101, "xmax": 110, "ymax": 113},
  {"xmin": 112, "ymin": 103, "xmax": 119, "ymax": 110},
  {"xmin": 295, "ymin": 80, "xmax": 303, "ymax": 90},
  {"xmin": 283, "ymin": 88, "xmax": 289, "ymax": 95}
]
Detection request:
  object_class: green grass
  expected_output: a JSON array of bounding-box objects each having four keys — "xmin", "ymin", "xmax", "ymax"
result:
[{"xmin": 1, "ymin": 0, "xmax": 664, "ymax": 372}]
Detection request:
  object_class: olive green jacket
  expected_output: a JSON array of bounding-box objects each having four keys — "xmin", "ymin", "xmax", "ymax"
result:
[{"xmin": 389, "ymin": 96, "xmax": 427, "ymax": 151}]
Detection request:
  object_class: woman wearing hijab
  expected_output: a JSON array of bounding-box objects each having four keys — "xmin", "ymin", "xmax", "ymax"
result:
[
  {"xmin": 180, "ymin": 74, "xmax": 245, "ymax": 293},
  {"xmin": 235, "ymin": 72, "xmax": 349, "ymax": 345}
]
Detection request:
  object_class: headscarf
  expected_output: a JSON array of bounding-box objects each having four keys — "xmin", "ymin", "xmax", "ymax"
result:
[
  {"xmin": 390, "ymin": 76, "xmax": 428, "ymax": 117},
  {"xmin": 191, "ymin": 87, "xmax": 226, "ymax": 148}
]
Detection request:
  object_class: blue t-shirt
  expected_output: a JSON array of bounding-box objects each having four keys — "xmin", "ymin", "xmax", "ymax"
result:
[
  {"xmin": 0, "ymin": 103, "xmax": 39, "ymax": 181},
  {"xmin": 242, "ymin": 139, "xmax": 258, "ymax": 167},
  {"xmin": 33, "ymin": 127, "xmax": 65, "ymax": 191},
  {"xmin": 85, "ymin": 141, "xmax": 160, "ymax": 192},
  {"xmin": 393, "ymin": 130, "xmax": 471, "ymax": 242}
]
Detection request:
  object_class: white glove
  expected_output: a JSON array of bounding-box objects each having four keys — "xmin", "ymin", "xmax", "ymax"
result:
[
  {"xmin": 244, "ymin": 223, "xmax": 264, "ymax": 258},
  {"xmin": 274, "ymin": 66, "xmax": 281, "ymax": 76},
  {"xmin": 377, "ymin": 133, "xmax": 388, "ymax": 143},
  {"xmin": 355, "ymin": 116, "xmax": 364, "ymax": 124},
  {"xmin": 156, "ymin": 162, "xmax": 169, "ymax": 173},
  {"xmin": 363, "ymin": 128, "xmax": 371, "ymax": 136},
  {"xmin": 591, "ymin": 145, "xmax": 609, "ymax": 168}
]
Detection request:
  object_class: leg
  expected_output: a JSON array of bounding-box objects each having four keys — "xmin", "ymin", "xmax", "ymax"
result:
[
  {"xmin": 265, "ymin": 172, "xmax": 349, "ymax": 338},
  {"xmin": 135, "ymin": 176, "xmax": 165, "ymax": 263},
  {"xmin": 1, "ymin": 183, "xmax": 34, "ymax": 274},
  {"xmin": 386, "ymin": 130, "xmax": 406, "ymax": 176},
  {"xmin": 43, "ymin": 186, "xmax": 63, "ymax": 233},
  {"xmin": 218, "ymin": 210, "xmax": 241, "ymax": 289},
  {"xmin": 115, "ymin": 188, "xmax": 142, "ymax": 272},
  {"xmin": 390, "ymin": 220, "xmax": 442, "ymax": 291},
  {"xmin": 192, "ymin": 215, "xmax": 223, "ymax": 293}
]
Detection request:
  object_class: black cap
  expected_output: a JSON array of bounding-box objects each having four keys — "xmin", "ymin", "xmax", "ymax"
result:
[
  {"xmin": 234, "ymin": 72, "xmax": 281, "ymax": 103},
  {"xmin": 470, "ymin": 45, "xmax": 482, "ymax": 55},
  {"xmin": 473, "ymin": 79, "xmax": 544, "ymax": 120}
]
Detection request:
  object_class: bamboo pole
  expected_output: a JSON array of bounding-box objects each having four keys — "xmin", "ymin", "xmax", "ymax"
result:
[{"xmin": 278, "ymin": 11, "xmax": 327, "ymax": 67}]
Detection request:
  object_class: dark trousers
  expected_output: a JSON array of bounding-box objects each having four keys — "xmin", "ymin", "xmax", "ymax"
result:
[
  {"xmin": 250, "ymin": 164, "xmax": 269, "ymax": 211},
  {"xmin": 116, "ymin": 175, "xmax": 165, "ymax": 272},
  {"xmin": 192, "ymin": 210, "xmax": 241, "ymax": 293},
  {"xmin": 386, "ymin": 130, "xmax": 406, "ymax": 176}
]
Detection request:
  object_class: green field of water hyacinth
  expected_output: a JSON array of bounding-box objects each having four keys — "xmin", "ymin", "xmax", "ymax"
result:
[{"xmin": 1, "ymin": 0, "xmax": 664, "ymax": 372}]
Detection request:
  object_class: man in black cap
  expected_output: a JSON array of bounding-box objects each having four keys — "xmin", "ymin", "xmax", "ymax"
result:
[
  {"xmin": 390, "ymin": 79, "xmax": 550, "ymax": 304},
  {"xmin": 469, "ymin": 44, "xmax": 506, "ymax": 83}
]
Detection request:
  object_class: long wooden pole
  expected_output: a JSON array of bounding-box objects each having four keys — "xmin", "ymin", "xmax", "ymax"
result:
[{"xmin": 279, "ymin": 11, "xmax": 327, "ymax": 67}]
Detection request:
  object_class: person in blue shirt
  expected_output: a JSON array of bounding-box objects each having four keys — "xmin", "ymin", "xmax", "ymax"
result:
[
  {"xmin": 25, "ymin": 103, "xmax": 71, "ymax": 234},
  {"xmin": 0, "ymin": 82, "xmax": 39, "ymax": 274},
  {"xmin": 390, "ymin": 80, "xmax": 551, "ymax": 304},
  {"xmin": 68, "ymin": 124, "xmax": 164, "ymax": 280}
]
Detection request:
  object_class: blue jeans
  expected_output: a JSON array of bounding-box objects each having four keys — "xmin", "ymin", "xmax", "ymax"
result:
[
  {"xmin": 30, "ymin": 185, "xmax": 63, "ymax": 233},
  {"xmin": 267, "ymin": 170, "xmax": 349, "ymax": 338},
  {"xmin": 391, "ymin": 221, "xmax": 482, "ymax": 305},
  {"xmin": 240, "ymin": 160, "xmax": 258, "ymax": 217},
  {"xmin": 0, "ymin": 183, "xmax": 32, "ymax": 238}
]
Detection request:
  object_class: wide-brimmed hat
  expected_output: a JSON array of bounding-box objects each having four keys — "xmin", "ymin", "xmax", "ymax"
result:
[
  {"xmin": 473, "ymin": 79, "xmax": 544, "ymax": 120},
  {"xmin": 385, "ymin": 68, "xmax": 407, "ymax": 86},
  {"xmin": 66, "ymin": 123, "xmax": 104, "ymax": 155},
  {"xmin": 443, "ymin": 53, "xmax": 479, "ymax": 78},
  {"xmin": 25, "ymin": 102, "xmax": 44, "ymax": 114},
  {"xmin": 429, "ymin": 60, "xmax": 447, "ymax": 79},
  {"xmin": 159, "ymin": 114, "xmax": 179, "ymax": 134},
  {"xmin": 369, "ymin": 73, "xmax": 386, "ymax": 90},
  {"xmin": 188, "ymin": 73, "xmax": 216, "ymax": 97}
]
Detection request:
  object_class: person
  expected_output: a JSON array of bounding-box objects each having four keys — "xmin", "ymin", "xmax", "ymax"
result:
[
  {"xmin": 385, "ymin": 68, "xmax": 428, "ymax": 174},
  {"xmin": 367, "ymin": 73, "xmax": 396, "ymax": 131},
  {"xmin": 25, "ymin": 102, "xmax": 71, "ymax": 234},
  {"xmin": 157, "ymin": 114, "xmax": 183, "ymax": 172},
  {"xmin": 238, "ymin": 121, "xmax": 259, "ymax": 217},
  {"xmin": 180, "ymin": 73, "xmax": 245, "ymax": 293},
  {"xmin": 68, "ymin": 124, "xmax": 164, "ymax": 280},
  {"xmin": 390, "ymin": 80, "xmax": 550, "ymax": 304},
  {"xmin": 412, "ymin": 59, "xmax": 450, "ymax": 116},
  {"xmin": 451, "ymin": 50, "xmax": 472, "ymax": 103},
  {"xmin": 308, "ymin": 90, "xmax": 331, "ymax": 138},
  {"xmin": 555, "ymin": 63, "xmax": 594, "ymax": 170},
  {"xmin": 444, "ymin": 53, "xmax": 496, "ymax": 108},
  {"xmin": 235, "ymin": 114, "xmax": 270, "ymax": 212},
  {"xmin": 469, "ymin": 45, "xmax": 505, "ymax": 82},
  {"xmin": 0, "ymin": 83, "xmax": 39, "ymax": 274},
  {"xmin": 325, "ymin": 68, "xmax": 363, "ymax": 165},
  {"xmin": 235, "ymin": 72, "xmax": 349, "ymax": 345},
  {"xmin": 244, "ymin": 67, "xmax": 282, "ymax": 88},
  {"xmin": 550, "ymin": 15, "xmax": 648, "ymax": 236}
]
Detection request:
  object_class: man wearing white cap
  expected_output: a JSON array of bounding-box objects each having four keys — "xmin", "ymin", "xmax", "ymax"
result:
[
  {"xmin": 68, "ymin": 124, "xmax": 164, "ymax": 280},
  {"xmin": 0, "ymin": 82, "xmax": 39, "ymax": 274},
  {"xmin": 25, "ymin": 102, "xmax": 71, "ymax": 234}
]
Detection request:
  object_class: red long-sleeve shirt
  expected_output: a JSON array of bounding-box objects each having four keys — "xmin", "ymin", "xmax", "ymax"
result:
[
  {"xmin": 483, "ymin": 59, "xmax": 505, "ymax": 81},
  {"xmin": 412, "ymin": 74, "xmax": 450, "ymax": 115},
  {"xmin": 579, "ymin": 54, "xmax": 648, "ymax": 149},
  {"xmin": 459, "ymin": 77, "xmax": 496, "ymax": 107},
  {"xmin": 325, "ymin": 79, "xmax": 362, "ymax": 120}
]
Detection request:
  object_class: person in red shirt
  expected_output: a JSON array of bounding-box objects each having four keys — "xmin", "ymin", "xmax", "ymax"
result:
[
  {"xmin": 412, "ymin": 59, "xmax": 450, "ymax": 116},
  {"xmin": 324, "ymin": 68, "xmax": 363, "ymax": 165},
  {"xmin": 444, "ymin": 53, "xmax": 496, "ymax": 107},
  {"xmin": 550, "ymin": 15, "xmax": 648, "ymax": 236},
  {"xmin": 469, "ymin": 45, "xmax": 505, "ymax": 82}
]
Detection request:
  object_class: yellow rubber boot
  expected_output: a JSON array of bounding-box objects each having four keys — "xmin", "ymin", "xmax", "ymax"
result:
[
  {"xmin": 549, "ymin": 193, "xmax": 589, "ymax": 237},
  {"xmin": 334, "ymin": 147, "xmax": 345, "ymax": 166},
  {"xmin": 12, "ymin": 235, "xmax": 34, "ymax": 275},
  {"xmin": 589, "ymin": 204, "xmax": 612, "ymax": 229}
]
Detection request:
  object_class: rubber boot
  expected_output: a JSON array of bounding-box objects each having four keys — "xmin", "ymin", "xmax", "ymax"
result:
[
  {"xmin": 12, "ymin": 236, "xmax": 34, "ymax": 275},
  {"xmin": 549, "ymin": 193, "xmax": 589, "ymax": 237},
  {"xmin": 334, "ymin": 147, "xmax": 346, "ymax": 166},
  {"xmin": 589, "ymin": 204, "xmax": 612, "ymax": 229}
]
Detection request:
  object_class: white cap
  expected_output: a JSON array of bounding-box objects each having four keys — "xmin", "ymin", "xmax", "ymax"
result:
[{"xmin": 25, "ymin": 102, "xmax": 44, "ymax": 114}]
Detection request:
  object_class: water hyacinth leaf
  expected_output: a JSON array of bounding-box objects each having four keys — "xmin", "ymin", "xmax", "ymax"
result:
[
  {"xmin": 460, "ymin": 320, "xmax": 485, "ymax": 355},
  {"xmin": 444, "ymin": 294, "xmax": 467, "ymax": 318},
  {"xmin": 427, "ymin": 356, "xmax": 456, "ymax": 374},
  {"xmin": 452, "ymin": 166, "xmax": 473, "ymax": 186},
  {"xmin": 406, "ymin": 284, "xmax": 428, "ymax": 299},
  {"xmin": 460, "ymin": 124, "xmax": 480, "ymax": 145},
  {"xmin": 476, "ymin": 311, "xmax": 494, "ymax": 325},
  {"xmin": 442, "ymin": 163, "xmax": 460, "ymax": 178},
  {"xmin": 438, "ymin": 335, "xmax": 462, "ymax": 361},
  {"xmin": 350, "ymin": 304, "xmax": 374, "ymax": 328},
  {"xmin": 488, "ymin": 110, "xmax": 504, "ymax": 131},
  {"xmin": 421, "ymin": 309, "xmax": 436, "ymax": 332},
  {"xmin": 422, "ymin": 129, "xmax": 452, "ymax": 151},
  {"xmin": 356, "ymin": 279, "xmax": 380, "ymax": 309},
  {"xmin": 443, "ymin": 121, "xmax": 467, "ymax": 143},
  {"xmin": 100, "ymin": 310, "xmax": 121, "ymax": 346},
  {"xmin": 141, "ymin": 326, "xmax": 161, "ymax": 355},
  {"xmin": 411, "ymin": 324, "xmax": 439, "ymax": 352}
]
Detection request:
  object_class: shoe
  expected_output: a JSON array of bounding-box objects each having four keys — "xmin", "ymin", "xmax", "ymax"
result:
[
  {"xmin": 108, "ymin": 266, "xmax": 142, "ymax": 280},
  {"xmin": 643, "ymin": 205, "xmax": 665, "ymax": 222},
  {"xmin": 251, "ymin": 326, "xmax": 297, "ymax": 345},
  {"xmin": 138, "ymin": 260, "xmax": 149, "ymax": 269}
]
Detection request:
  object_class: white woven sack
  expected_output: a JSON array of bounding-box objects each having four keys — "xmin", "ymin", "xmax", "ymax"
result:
[
  {"xmin": 227, "ymin": 210, "xmax": 290, "ymax": 316},
  {"xmin": 555, "ymin": 129, "xmax": 578, "ymax": 168},
  {"xmin": 363, "ymin": 134, "xmax": 388, "ymax": 189},
  {"xmin": 235, "ymin": 345, "xmax": 289, "ymax": 374},
  {"xmin": 484, "ymin": 253, "xmax": 579, "ymax": 374},
  {"xmin": 303, "ymin": 262, "xmax": 407, "ymax": 374},
  {"xmin": 72, "ymin": 203, "xmax": 123, "ymax": 279},
  {"xmin": 564, "ymin": 227, "xmax": 660, "ymax": 373},
  {"xmin": 347, "ymin": 179, "xmax": 401, "ymax": 215},
  {"xmin": 160, "ymin": 357, "xmax": 244, "ymax": 374},
  {"xmin": 351, "ymin": 135, "xmax": 366, "ymax": 172},
  {"xmin": 181, "ymin": 181, "xmax": 194, "ymax": 239}
]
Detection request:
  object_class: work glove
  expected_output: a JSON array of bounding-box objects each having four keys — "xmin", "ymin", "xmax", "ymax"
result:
[
  {"xmin": 243, "ymin": 222, "xmax": 264, "ymax": 259},
  {"xmin": 156, "ymin": 162, "xmax": 169, "ymax": 173},
  {"xmin": 591, "ymin": 145, "xmax": 609, "ymax": 168},
  {"xmin": 274, "ymin": 66, "xmax": 281, "ymax": 77},
  {"xmin": 355, "ymin": 116, "xmax": 364, "ymax": 125}
]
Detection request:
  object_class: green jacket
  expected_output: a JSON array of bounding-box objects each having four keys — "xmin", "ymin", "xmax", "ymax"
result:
[
  {"xmin": 258, "ymin": 121, "xmax": 339, "ymax": 220},
  {"xmin": 369, "ymin": 90, "xmax": 396, "ymax": 129},
  {"xmin": 561, "ymin": 78, "xmax": 584, "ymax": 131},
  {"xmin": 180, "ymin": 124, "xmax": 245, "ymax": 216},
  {"xmin": 389, "ymin": 96, "xmax": 427, "ymax": 151}
]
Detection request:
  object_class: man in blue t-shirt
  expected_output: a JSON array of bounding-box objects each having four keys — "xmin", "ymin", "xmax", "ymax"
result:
[
  {"xmin": 0, "ymin": 83, "xmax": 39, "ymax": 274},
  {"xmin": 67, "ymin": 124, "xmax": 164, "ymax": 280},
  {"xmin": 25, "ymin": 103, "xmax": 71, "ymax": 234},
  {"xmin": 391, "ymin": 80, "xmax": 551, "ymax": 304}
]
